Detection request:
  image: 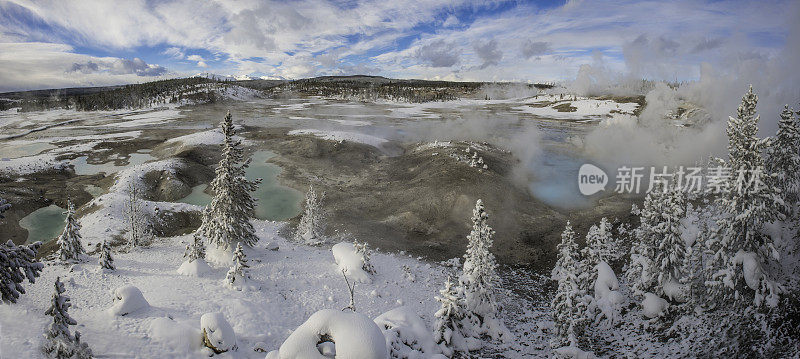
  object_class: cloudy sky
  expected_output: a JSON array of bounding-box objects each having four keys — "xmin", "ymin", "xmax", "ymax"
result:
[{"xmin": 0, "ymin": 0, "xmax": 795, "ymax": 92}]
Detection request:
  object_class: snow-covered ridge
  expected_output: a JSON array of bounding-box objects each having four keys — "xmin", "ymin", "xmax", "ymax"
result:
[{"xmin": 288, "ymin": 128, "xmax": 389, "ymax": 149}]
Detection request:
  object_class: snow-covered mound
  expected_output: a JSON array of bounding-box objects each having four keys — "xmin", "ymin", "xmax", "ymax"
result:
[
  {"xmin": 332, "ymin": 242, "xmax": 372, "ymax": 283},
  {"xmin": 149, "ymin": 317, "xmax": 201, "ymax": 353},
  {"xmin": 374, "ymin": 306, "xmax": 442, "ymax": 358},
  {"xmin": 642, "ymin": 293, "xmax": 669, "ymax": 319},
  {"xmin": 201, "ymin": 312, "xmax": 237, "ymax": 353},
  {"xmin": 108, "ymin": 285, "xmax": 150, "ymax": 316},
  {"xmin": 177, "ymin": 258, "xmax": 212, "ymax": 277},
  {"xmin": 269, "ymin": 309, "xmax": 387, "ymax": 359}
]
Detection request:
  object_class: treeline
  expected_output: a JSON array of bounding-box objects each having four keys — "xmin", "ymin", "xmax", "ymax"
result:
[
  {"xmin": 270, "ymin": 76, "xmax": 553, "ymax": 103},
  {"xmin": 0, "ymin": 77, "xmax": 225, "ymax": 112}
]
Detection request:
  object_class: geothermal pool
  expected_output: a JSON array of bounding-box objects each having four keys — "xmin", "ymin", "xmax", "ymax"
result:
[{"xmin": 177, "ymin": 150, "xmax": 302, "ymax": 221}]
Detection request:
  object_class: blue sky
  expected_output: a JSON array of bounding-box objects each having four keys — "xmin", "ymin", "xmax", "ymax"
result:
[{"xmin": 0, "ymin": 0, "xmax": 795, "ymax": 91}]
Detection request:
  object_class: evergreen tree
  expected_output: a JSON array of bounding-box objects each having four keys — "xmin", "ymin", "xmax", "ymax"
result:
[
  {"xmin": 184, "ymin": 233, "xmax": 206, "ymax": 263},
  {"xmin": 766, "ymin": 105, "xmax": 800, "ymax": 219},
  {"xmin": 99, "ymin": 240, "xmax": 115, "ymax": 271},
  {"xmin": 198, "ymin": 111, "xmax": 261, "ymax": 250},
  {"xmin": 353, "ymin": 239, "xmax": 375, "ymax": 275},
  {"xmin": 294, "ymin": 185, "xmax": 326, "ymax": 245},
  {"xmin": 579, "ymin": 217, "xmax": 617, "ymax": 292},
  {"xmin": 433, "ymin": 276, "xmax": 467, "ymax": 357},
  {"xmin": 225, "ymin": 242, "xmax": 250, "ymax": 288},
  {"xmin": 626, "ymin": 184, "xmax": 666, "ymax": 298},
  {"xmin": 710, "ymin": 85, "xmax": 784, "ymax": 308},
  {"xmin": 0, "ymin": 240, "xmax": 43, "ymax": 303},
  {"xmin": 42, "ymin": 277, "xmax": 92, "ymax": 358},
  {"xmin": 55, "ymin": 200, "xmax": 85, "ymax": 262},
  {"xmin": 551, "ymin": 222, "xmax": 585, "ymax": 349},
  {"xmin": 653, "ymin": 181, "xmax": 688, "ymax": 300},
  {"xmin": 458, "ymin": 199, "xmax": 506, "ymax": 340}
]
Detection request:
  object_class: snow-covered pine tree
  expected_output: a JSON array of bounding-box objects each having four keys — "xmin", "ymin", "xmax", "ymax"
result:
[
  {"xmin": 626, "ymin": 184, "xmax": 666, "ymax": 298},
  {"xmin": 0, "ymin": 240, "xmax": 43, "ymax": 303},
  {"xmin": 123, "ymin": 180, "xmax": 154, "ymax": 250},
  {"xmin": 580, "ymin": 217, "xmax": 617, "ymax": 291},
  {"xmin": 433, "ymin": 276, "xmax": 468, "ymax": 357},
  {"xmin": 198, "ymin": 111, "xmax": 261, "ymax": 250},
  {"xmin": 55, "ymin": 200, "xmax": 85, "ymax": 262},
  {"xmin": 184, "ymin": 233, "xmax": 206, "ymax": 263},
  {"xmin": 766, "ymin": 104, "xmax": 800, "ymax": 219},
  {"xmin": 551, "ymin": 221, "xmax": 585, "ymax": 349},
  {"xmin": 458, "ymin": 199, "xmax": 506, "ymax": 341},
  {"xmin": 225, "ymin": 242, "xmax": 250, "ymax": 288},
  {"xmin": 99, "ymin": 240, "xmax": 115, "ymax": 271},
  {"xmin": 653, "ymin": 180, "xmax": 688, "ymax": 301},
  {"xmin": 42, "ymin": 277, "xmax": 92, "ymax": 358},
  {"xmin": 293, "ymin": 185, "xmax": 326, "ymax": 245},
  {"xmin": 710, "ymin": 85, "xmax": 784, "ymax": 308},
  {"xmin": 353, "ymin": 239, "xmax": 375, "ymax": 275}
]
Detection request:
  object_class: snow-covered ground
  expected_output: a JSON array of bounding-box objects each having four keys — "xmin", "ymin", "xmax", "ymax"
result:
[
  {"xmin": 0, "ymin": 219, "xmax": 455, "ymax": 358},
  {"xmin": 513, "ymin": 96, "xmax": 639, "ymax": 122}
]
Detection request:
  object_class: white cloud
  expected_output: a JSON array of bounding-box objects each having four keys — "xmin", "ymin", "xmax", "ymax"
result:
[
  {"xmin": 162, "ymin": 47, "xmax": 184, "ymax": 59},
  {"xmin": 0, "ymin": 0, "xmax": 796, "ymax": 88},
  {"xmin": 0, "ymin": 42, "xmax": 172, "ymax": 92},
  {"xmin": 416, "ymin": 39, "xmax": 461, "ymax": 67}
]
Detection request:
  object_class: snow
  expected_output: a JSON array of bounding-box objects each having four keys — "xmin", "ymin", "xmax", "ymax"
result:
[
  {"xmin": 107, "ymin": 285, "xmax": 150, "ymax": 316},
  {"xmin": 662, "ymin": 278, "xmax": 687, "ymax": 303},
  {"xmin": 165, "ymin": 127, "xmax": 249, "ymax": 148},
  {"xmin": 270, "ymin": 309, "xmax": 387, "ymax": 359},
  {"xmin": 593, "ymin": 261, "xmax": 623, "ymax": 323},
  {"xmin": 78, "ymin": 158, "xmax": 199, "ymax": 243},
  {"xmin": 201, "ymin": 312, "xmax": 237, "ymax": 353},
  {"xmin": 112, "ymin": 109, "xmax": 183, "ymax": 128},
  {"xmin": 594, "ymin": 261, "xmax": 619, "ymax": 298},
  {"xmin": 0, "ymin": 218, "xmax": 450, "ymax": 358},
  {"xmin": 512, "ymin": 97, "xmax": 638, "ymax": 121},
  {"xmin": 288, "ymin": 129, "xmax": 389, "ymax": 149},
  {"xmin": 328, "ymin": 119, "xmax": 372, "ymax": 126},
  {"xmin": 177, "ymin": 259, "xmax": 212, "ymax": 277},
  {"xmin": 149, "ymin": 317, "xmax": 202, "ymax": 353},
  {"xmin": 642, "ymin": 293, "xmax": 669, "ymax": 319},
  {"xmin": 553, "ymin": 345, "xmax": 597, "ymax": 359},
  {"xmin": 332, "ymin": 242, "xmax": 372, "ymax": 283},
  {"xmin": 374, "ymin": 306, "xmax": 440, "ymax": 358},
  {"xmin": 165, "ymin": 129, "xmax": 224, "ymax": 146},
  {"xmin": 733, "ymin": 250, "xmax": 762, "ymax": 291}
]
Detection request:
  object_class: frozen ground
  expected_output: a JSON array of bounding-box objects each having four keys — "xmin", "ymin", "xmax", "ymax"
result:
[{"xmin": 0, "ymin": 218, "xmax": 554, "ymax": 358}]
